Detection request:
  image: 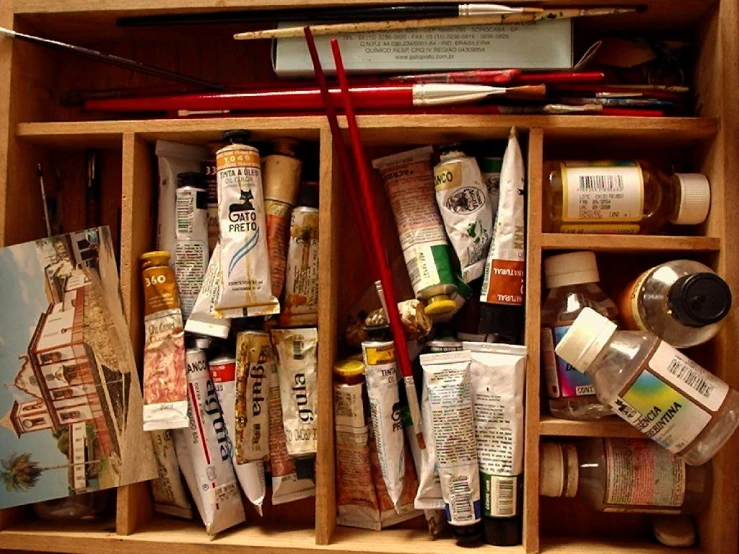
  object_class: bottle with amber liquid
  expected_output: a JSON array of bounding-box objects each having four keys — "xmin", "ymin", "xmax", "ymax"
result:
[{"xmin": 544, "ymin": 160, "xmax": 711, "ymax": 234}]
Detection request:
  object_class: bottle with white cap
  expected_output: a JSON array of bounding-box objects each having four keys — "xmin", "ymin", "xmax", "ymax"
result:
[
  {"xmin": 539, "ymin": 439, "xmax": 712, "ymax": 514},
  {"xmin": 541, "ymin": 251, "xmax": 617, "ymax": 420},
  {"xmin": 555, "ymin": 308, "xmax": 739, "ymax": 465},
  {"xmin": 544, "ymin": 160, "xmax": 711, "ymax": 234},
  {"xmin": 618, "ymin": 259, "xmax": 732, "ymax": 348}
]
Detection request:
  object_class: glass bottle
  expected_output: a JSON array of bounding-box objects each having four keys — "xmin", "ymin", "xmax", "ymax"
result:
[
  {"xmin": 619, "ymin": 259, "xmax": 732, "ymax": 348},
  {"xmin": 555, "ymin": 308, "xmax": 739, "ymax": 465},
  {"xmin": 540, "ymin": 438, "xmax": 711, "ymax": 514},
  {"xmin": 541, "ymin": 251, "xmax": 617, "ymax": 420},
  {"xmin": 544, "ymin": 160, "xmax": 711, "ymax": 234},
  {"xmin": 33, "ymin": 490, "xmax": 111, "ymax": 521}
]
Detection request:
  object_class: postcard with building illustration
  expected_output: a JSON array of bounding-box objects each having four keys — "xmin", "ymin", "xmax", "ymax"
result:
[{"xmin": 0, "ymin": 227, "xmax": 157, "ymax": 509}]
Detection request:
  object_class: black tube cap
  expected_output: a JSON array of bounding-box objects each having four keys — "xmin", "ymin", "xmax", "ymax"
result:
[
  {"xmin": 177, "ymin": 171, "xmax": 206, "ymax": 188},
  {"xmin": 478, "ymin": 303, "xmax": 524, "ymax": 344},
  {"xmin": 297, "ymin": 181, "xmax": 319, "ymax": 208},
  {"xmin": 484, "ymin": 517, "xmax": 521, "ymax": 547},
  {"xmin": 668, "ymin": 273, "xmax": 732, "ymax": 327},
  {"xmin": 363, "ymin": 324, "xmax": 391, "ymax": 341},
  {"xmin": 294, "ymin": 456, "xmax": 315, "ymax": 481},
  {"xmin": 223, "ymin": 129, "xmax": 252, "ymax": 144},
  {"xmin": 452, "ymin": 522, "xmax": 483, "ymax": 546}
]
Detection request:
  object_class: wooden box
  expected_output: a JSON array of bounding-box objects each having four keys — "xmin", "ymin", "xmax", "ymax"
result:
[{"xmin": 0, "ymin": 1, "xmax": 737, "ymax": 553}]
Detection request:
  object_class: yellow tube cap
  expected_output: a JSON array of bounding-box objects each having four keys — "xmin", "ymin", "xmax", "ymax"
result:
[
  {"xmin": 140, "ymin": 251, "xmax": 171, "ymax": 268},
  {"xmin": 424, "ymin": 294, "xmax": 457, "ymax": 316},
  {"xmin": 333, "ymin": 358, "xmax": 365, "ymax": 378}
]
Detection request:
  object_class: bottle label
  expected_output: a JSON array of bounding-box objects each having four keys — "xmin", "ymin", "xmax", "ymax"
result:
[
  {"xmin": 561, "ymin": 161, "xmax": 644, "ymax": 224},
  {"xmin": 560, "ymin": 224, "xmax": 641, "ymax": 234},
  {"xmin": 604, "ymin": 438, "xmax": 685, "ymax": 512},
  {"xmin": 610, "ymin": 341, "xmax": 729, "ymax": 455},
  {"xmin": 542, "ymin": 326, "xmax": 597, "ymax": 399}
]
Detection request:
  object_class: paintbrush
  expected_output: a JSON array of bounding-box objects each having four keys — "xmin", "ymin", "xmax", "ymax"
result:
[
  {"xmin": 235, "ymin": 8, "xmax": 636, "ymax": 40},
  {"xmin": 0, "ymin": 26, "xmax": 228, "ymax": 91},
  {"xmin": 37, "ymin": 164, "xmax": 52, "ymax": 238}
]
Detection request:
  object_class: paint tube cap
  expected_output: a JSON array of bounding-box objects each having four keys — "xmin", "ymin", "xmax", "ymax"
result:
[
  {"xmin": 177, "ymin": 171, "xmax": 206, "ymax": 188},
  {"xmin": 333, "ymin": 359, "xmax": 365, "ymax": 378},
  {"xmin": 363, "ymin": 324, "xmax": 390, "ymax": 341},
  {"xmin": 653, "ymin": 516, "xmax": 696, "ymax": 547},
  {"xmin": 544, "ymin": 251, "xmax": 600, "ymax": 289},
  {"xmin": 223, "ymin": 129, "xmax": 252, "ymax": 144},
  {"xmin": 484, "ymin": 517, "xmax": 521, "ymax": 546},
  {"xmin": 194, "ymin": 336, "xmax": 212, "ymax": 350},
  {"xmin": 140, "ymin": 250, "xmax": 171, "ymax": 268},
  {"xmin": 452, "ymin": 522, "xmax": 483, "ymax": 545},
  {"xmin": 478, "ymin": 303, "xmax": 523, "ymax": 343},
  {"xmin": 554, "ymin": 308, "xmax": 617, "ymax": 373},
  {"xmin": 671, "ymin": 174, "xmax": 710, "ymax": 225},
  {"xmin": 294, "ymin": 456, "xmax": 315, "ymax": 481},
  {"xmin": 668, "ymin": 272, "xmax": 732, "ymax": 327},
  {"xmin": 424, "ymin": 295, "xmax": 457, "ymax": 316},
  {"xmin": 297, "ymin": 181, "xmax": 319, "ymax": 208}
]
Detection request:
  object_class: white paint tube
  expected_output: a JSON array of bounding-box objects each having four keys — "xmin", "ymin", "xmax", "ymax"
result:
[
  {"xmin": 434, "ymin": 148, "xmax": 494, "ymax": 284},
  {"xmin": 209, "ymin": 353, "xmax": 266, "ymax": 516},
  {"xmin": 268, "ymin": 356, "xmax": 316, "ymax": 504},
  {"xmin": 361, "ymin": 340, "xmax": 406, "ymax": 511},
  {"xmin": 173, "ymin": 347, "xmax": 245, "ymax": 536},
  {"xmin": 215, "ymin": 136, "xmax": 280, "ymax": 317},
  {"xmin": 279, "ymin": 206, "xmax": 320, "ymax": 328},
  {"xmin": 149, "ymin": 430, "xmax": 193, "ymax": 519},
  {"xmin": 464, "ymin": 342, "xmax": 526, "ymax": 527},
  {"xmin": 184, "ymin": 242, "xmax": 231, "ymax": 339},
  {"xmin": 234, "ymin": 331, "xmax": 271, "ymax": 463},
  {"xmin": 155, "ymin": 140, "xmax": 208, "ymax": 264},
  {"xmin": 420, "ymin": 351, "xmax": 481, "ymax": 530},
  {"xmin": 271, "ymin": 328, "xmax": 319, "ymax": 475}
]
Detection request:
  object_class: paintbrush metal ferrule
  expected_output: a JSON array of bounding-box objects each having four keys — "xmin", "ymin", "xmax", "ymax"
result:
[
  {"xmin": 412, "ymin": 83, "xmax": 506, "ymax": 105},
  {"xmin": 458, "ymin": 4, "xmax": 540, "ymax": 16}
]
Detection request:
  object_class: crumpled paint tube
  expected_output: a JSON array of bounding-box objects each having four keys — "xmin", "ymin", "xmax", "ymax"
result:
[
  {"xmin": 149, "ymin": 430, "xmax": 193, "ymax": 519},
  {"xmin": 209, "ymin": 352, "xmax": 267, "ymax": 516},
  {"xmin": 279, "ymin": 206, "xmax": 320, "ymax": 328},
  {"xmin": 234, "ymin": 331, "xmax": 271, "ymax": 463},
  {"xmin": 362, "ymin": 340, "xmax": 406, "ymax": 511},
  {"xmin": 184, "ymin": 242, "xmax": 231, "ymax": 339},
  {"xmin": 420, "ymin": 351, "xmax": 481, "ymax": 534},
  {"xmin": 174, "ymin": 346, "xmax": 245, "ymax": 536}
]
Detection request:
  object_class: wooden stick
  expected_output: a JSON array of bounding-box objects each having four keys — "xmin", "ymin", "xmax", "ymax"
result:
[{"xmin": 235, "ymin": 8, "xmax": 636, "ymax": 40}]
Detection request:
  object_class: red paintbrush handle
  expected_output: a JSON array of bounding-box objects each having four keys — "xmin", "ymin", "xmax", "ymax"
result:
[
  {"xmin": 387, "ymin": 68, "xmax": 521, "ymax": 85},
  {"xmin": 85, "ymin": 86, "xmax": 415, "ymax": 112},
  {"xmin": 517, "ymin": 71, "xmax": 605, "ymax": 84}
]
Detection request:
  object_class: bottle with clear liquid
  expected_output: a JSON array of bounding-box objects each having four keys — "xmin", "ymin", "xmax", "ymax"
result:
[
  {"xmin": 619, "ymin": 259, "xmax": 732, "ymax": 348},
  {"xmin": 540, "ymin": 438, "xmax": 712, "ymax": 514},
  {"xmin": 544, "ymin": 160, "xmax": 711, "ymax": 234},
  {"xmin": 541, "ymin": 251, "xmax": 616, "ymax": 420},
  {"xmin": 556, "ymin": 308, "xmax": 739, "ymax": 465}
]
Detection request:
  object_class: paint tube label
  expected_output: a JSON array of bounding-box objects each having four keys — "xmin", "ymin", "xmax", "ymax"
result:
[
  {"xmin": 272, "ymin": 328, "xmax": 319, "ymax": 458},
  {"xmin": 175, "ymin": 186, "xmax": 209, "ymax": 320},
  {"xmin": 610, "ymin": 341, "xmax": 729, "ymax": 455},
  {"xmin": 434, "ymin": 153, "xmax": 493, "ymax": 284},
  {"xmin": 480, "ymin": 157, "xmax": 503, "ymax": 219},
  {"xmin": 209, "ymin": 355, "xmax": 266, "ymax": 515},
  {"xmin": 173, "ymin": 349, "xmax": 245, "ymax": 535},
  {"xmin": 280, "ymin": 207, "xmax": 320, "ymax": 327},
  {"xmin": 602, "ymin": 439, "xmax": 685, "ymax": 513},
  {"xmin": 201, "ymin": 155, "xmax": 219, "ymax": 253},
  {"xmin": 265, "ymin": 199, "xmax": 292, "ymax": 298},
  {"xmin": 235, "ymin": 332, "xmax": 271, "ymax": 463},
  {"xmin": 372, "ymin": 147, "xmax": 455, "ymax": 299},
  {"xmin": 420, "ymin": 351, "xmax": 480, "ymax": 526},
  {"xmin": 464, "ymin": 342, "xmax": 526, "ymax": 518},
  {"xmin": 184, "ymin": 243, "xmax": 231, "ymax": 339},
  {"xmin": 414, "ymin": 377, "xmax": 445, "ymax": 511},
  {"xmin": 561, "ymin": 161, "xmax": 644, "ymax": 224},
  {"xmin": 481, "ymin": 130, "xmax": 525, "ymax": 307},
  {"xmin": 215, "ymin": 143, "xmax": 279, "ymax": 316},
  {"xmin": 150, "ymin": 430, "xmax": 193, "ymax": 519},
  {"xmin": 542, "ymin": 326, "xmax": 597, "ymax": 399},
  {"xmin": 142, "ymin": 262, "xmax": 188, "ymax": 431},
  {"xmin": 268, "ymin": 358, "xmax": 316, "ymax": 505},
  {"xmin": 362, "ymin": 340, "xmax": 406, "ymax": 511}
]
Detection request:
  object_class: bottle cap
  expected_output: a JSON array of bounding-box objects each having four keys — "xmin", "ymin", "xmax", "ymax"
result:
[
  {"xmin": 539, "ymin": 443, "xmax": 579, "ymax": 498},
  {"xmin": 223, "ymin": 129, "xmax": 252, "ymax": 144},
  {"xmin": 333, "ymin": 359, "xmax": 365, "ymax": 378},
  {"xmin": 451, "ymin": 522, "xmax": 483, "ymax": 545},
  {"xmin": 297, "ymin": 181, "xmax": 319, "ymax": 208},
  {"xmin": 140, "ymin": 251, "xmax": 171, "ymax": 268},
  {"xmin": 668, "ymin": 272, "xmax": 732, "ymax": 327},
  {"xmin": 424, "ymin": 295, "xmax": 457, "ymax": 316},
  {"xmin": 484, "ymin": 517, "xmax": 521, "ymax": 546},
  {"xmin": 270, "ymin": 137, "xmax": 300, "ymax": 157},
  {"xmin": 177, "ymin": 171, "xmax": 206, "ymax": 188},
  {"xmin": 554, "ymin": 308, "xmax": 617, "ymax": 373},
  {"xmin": 478, "ymin": 303, "xmax": 523, "ymax": 343},
  {"xmin": 544, "ymin": 251, "xmax": 600, "ymax": 289},
  {"xmin": 671, "ymin": 174, "xmax": 711, "ymax": 225},
  {"xmin": 653, "ymin": 516, "xmax": 696, "ymax": 547}
]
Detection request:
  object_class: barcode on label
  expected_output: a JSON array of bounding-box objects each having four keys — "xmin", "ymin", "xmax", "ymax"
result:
[
  {"xmin": 579, "ymin": 175, "xmax": 624, "ymax": 192},
  {"xmin": 293, "ymin": 338, "xmax": 305, "ymax": 360},
  {"xmin": 492, "ymin": 477, "xmax": 515, "ymax": 517},
  {"xmin": 407, "ymin": 257, "xmax": 421, "ymax": 286},
  {"xmin": 176, "ymin": 197, "xmax": 194, "ymax": 235},
  {"xmin": 666, "ymin": 357, "xmax": 715, "ymax": 399},
  {"xmin": 449, "ymin": 476, "xmax": 474, "ymax": 522}
]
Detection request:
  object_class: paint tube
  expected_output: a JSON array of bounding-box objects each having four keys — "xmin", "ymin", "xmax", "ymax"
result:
[
  {"xmin": 268, "ymin": 354, "xmax": 316, "ymax": 504},
  {"xmin": 215, "ymin": 130, "xmax": 280, "ymax": 317},
  {"xmin": 372, "ymin": 147, "xmax": 457, "ymax": 317},
  {"xmin": 271, "ymin": 328, "xmax": 318, "ymax": 478},
  {"xmin": 209, "ymin": 352, "xmax": 267, "ymax": 516},
  {"xmin": 361, "ymin": 340, "xmax": 405, "ymax": 511},
  {"xmin": 434, "ymin": 147, "xmax": 493, "ymax": 284},
  {"xmin": 234, "ymin": 331, "xmax": 271, "ymax": 463},
  {"xmin": 141, "ymin": 251, "xmax": 188, "ymax": 431},
  {"xmin": 263, "ymin": 138, "xmax": 303, "ymax": 299},
  {"xmin": 202, "ymin": 143, "xmax": 221, "ymax": 254},
  {"xmin": 480, "ymin": 157, "xmax": 503, "ymax": 220},
  {"xmin": 184, "ymin": 242, "xmax": 231, "ymax": 339},
  {"xmin": 375, "ymin": 430, "xmax": 422, "ymax": 528},
  {"xmin": 149, "ymin": 430, "xmax": 193, "ymax": 519},
  {"xmin": 464, "ymin": 342, "xmax": 526, "ymax": 546},
  {"xmin": 280, "ymin": 206, "xmax": 319, "ymax": 328},
  {"xmin": 420, "ymin": 351, "xmax": 482, "ymax": 542},
  {"xmin": 175, "ymin": 171, "xmax": 209, "ymax": 320},
  {"xmin": 479, "ymin": 128, "xmax": 525, "ymax": 343},
  {"xmin": 430, "ymin": 276, "xmax": 473, "ymax": 325},
  {"xmin": 173, "ymin": 346, "xmax": 245, "ymax": 536},
  {"xmin": 156, "ymin": 140, "xmax": 208, "ymax": 263},
  {"xmin": 364, "ymin": 299, "xmax": 433, "ymax": 341}
]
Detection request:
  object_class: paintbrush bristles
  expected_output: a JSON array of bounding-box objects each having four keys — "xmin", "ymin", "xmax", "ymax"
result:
[{"xmin": 0, "ymin": 26, "xmax": 18, "ymax": 38}]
